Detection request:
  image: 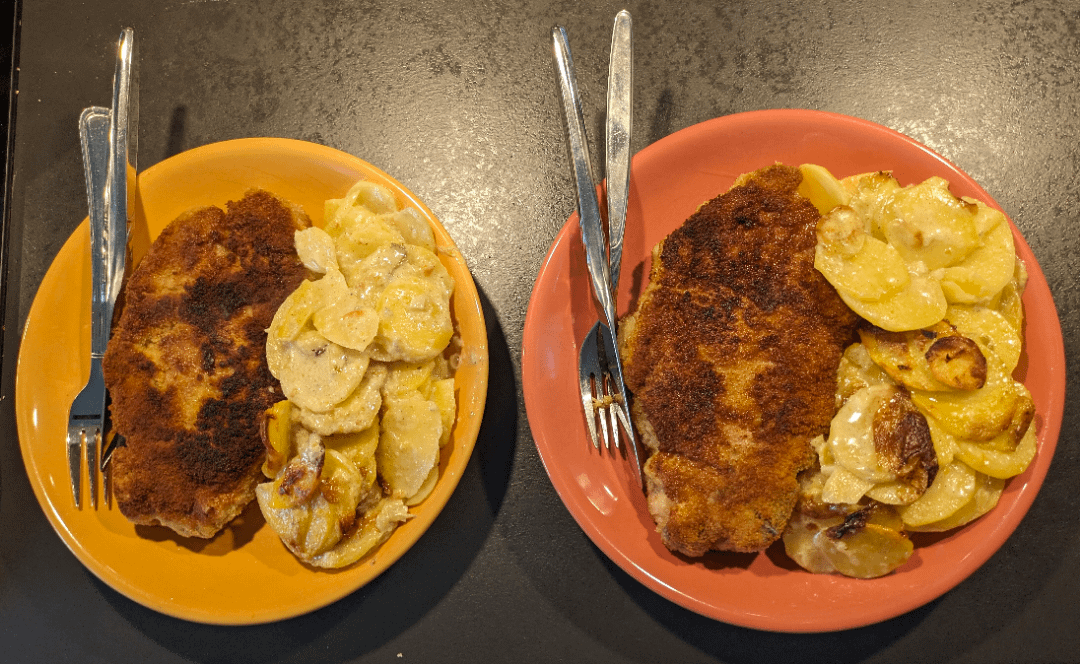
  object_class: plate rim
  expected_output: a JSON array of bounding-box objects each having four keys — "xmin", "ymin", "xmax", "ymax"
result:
[
  {"xmin": 522, "ymin": 109, "xmax": 1066, "ymax": 632},
  {"xmin": 15, "ymin": 137, "xmax": 490, "ymax": 624}
]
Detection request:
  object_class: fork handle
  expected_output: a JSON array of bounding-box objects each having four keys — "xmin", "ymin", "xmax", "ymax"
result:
[{"xmin": 80, "ymin": 107, "xmax": 112, "ymax": 358}]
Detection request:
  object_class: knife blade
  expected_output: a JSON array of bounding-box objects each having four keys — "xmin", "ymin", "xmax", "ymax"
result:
[
  {"xmin": 107, "ymin": 27, "xmax": 137, "ymax": 328},
  {"xmin": 101, "ymin": 27, "xmax": 137, "ymax": 475},
  {"xmin": 552, "ymin": 26, "xmax": 613, "ymax": 326},
  {"xmin": 602, "ymin": 11, "xmax": 640, "ymax": 484}
]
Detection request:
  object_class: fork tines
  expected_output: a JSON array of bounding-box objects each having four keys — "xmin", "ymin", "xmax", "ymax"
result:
[
  {"xmin": 579, "ymin": 322, "xmax": 632, "ymax": 451},
  {"xmin": 67, "ymin": 426, "xmax": 99, "ymax": 509},
  {"xmin": 67, "ymin": 424, "xmax": 115, "ymax": 509}
]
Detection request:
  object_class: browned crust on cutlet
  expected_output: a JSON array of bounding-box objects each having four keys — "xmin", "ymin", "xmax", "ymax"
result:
[
  {"xmin": 102, "ymin": 190, "xmax": 311, "ymax": 538},
  {"xmin": 618, "ymin": 164, "xmax": 859, "ymax": 556}
]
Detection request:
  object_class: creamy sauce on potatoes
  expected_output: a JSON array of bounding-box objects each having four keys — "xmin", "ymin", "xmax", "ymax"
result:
[
  {"xmin": 258, "ymin": 179, "xmax": 457, "ymax": 569},
  {"xmin": 782, "ymin": 165, "xmax": 1034, "ymax": 578}
]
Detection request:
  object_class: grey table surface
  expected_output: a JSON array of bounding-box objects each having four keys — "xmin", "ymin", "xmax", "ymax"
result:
[{"xmin": 1, "ymin": 1, "xmax": 1078, "ymax": 662}]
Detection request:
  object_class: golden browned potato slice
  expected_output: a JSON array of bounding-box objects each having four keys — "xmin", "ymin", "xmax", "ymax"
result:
[
  {"xmin": 945, "ymin": 304, "xmax": 1022, "ymax": 374},
  {"xmin": 954, "ymin": 423, "xmax": 1037, "ymax": 479},
  {"xmin": 911, "ymin": 358, "xmax": 1034, "ymax": 443},
  {"xmin": 925, "ymin": 335, "xmax": 987, "ymax": 390},
  {"xmin": 860, "ymin": 322, "xmax": 987, "ymax": 392},
  {"xmin": 261, "ymin": 400, "xmax": 293, "ymax": 478},
  {"xmin": 822, "ymin": 523, "xmax": 914, "ymax": 579},
  {"xmin": 990, "ymin": 259, "xmax": 1028, "ymax": 334},
  {"xmin": 783, "ymin": 504, "xmax": 913, "ymax": 579},
  {"xmin": 798, "ymin": 163, "xmax": 850, "ymax": 214}
]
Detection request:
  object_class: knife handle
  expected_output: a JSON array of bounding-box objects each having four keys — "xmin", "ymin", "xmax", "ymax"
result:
[{"xmin": 606, "ymin": 10, "xmax": 632, "ymax": 299}]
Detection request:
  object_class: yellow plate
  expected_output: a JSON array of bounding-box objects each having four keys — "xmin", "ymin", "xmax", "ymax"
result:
[{"xmin": 15, "ymin": 138, "xmax": 489, "ymax": 624}]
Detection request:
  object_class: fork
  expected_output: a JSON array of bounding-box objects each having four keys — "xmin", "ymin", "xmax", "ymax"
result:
[{"xmin": 67, "ymin": 106, "xmax": 111, "ymax": 508}]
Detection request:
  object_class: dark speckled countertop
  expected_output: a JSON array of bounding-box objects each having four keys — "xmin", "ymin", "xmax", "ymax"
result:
[{"xmin": 2, "ymin": 1, "xmax": 1077, "ymax": 662}]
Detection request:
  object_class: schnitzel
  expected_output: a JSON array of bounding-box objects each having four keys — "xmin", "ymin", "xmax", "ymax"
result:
[
  {"xmin": 102, "ymin": 190, "xmax": 311, "ymax": 538},
  {"xmin": 618, "ymin": 164, "xmax": 859, "ymax": 556}
]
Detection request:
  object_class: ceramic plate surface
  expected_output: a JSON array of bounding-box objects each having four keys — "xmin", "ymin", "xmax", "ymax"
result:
[
  {"xmin": 16, "ymin": 138, "xmax": 489, "ymax": 624},
  {"xmin": 521, "ymin": 110, "xmax": 1065, "ymax": 632}
]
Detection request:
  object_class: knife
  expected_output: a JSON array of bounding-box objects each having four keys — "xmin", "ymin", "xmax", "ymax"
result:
[
  {"xmin": 100, "ymin": 27, "xmax": 137, "ymax": 476},
  {"xmin": 602, "ymin": 11, "xmax": 641, "ymax": 482},
  {"xmin": 606, "ymin": 10, "xmax": 632, "ymax": 295}
]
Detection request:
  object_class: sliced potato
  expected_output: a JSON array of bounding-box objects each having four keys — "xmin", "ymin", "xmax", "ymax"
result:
[
  {"xmin": 835, "ymin": 342, "xmax": 895, "ymax": 407},
  {"xmin": 798, "ymin": 163, "xmax": 850, "ymax": 214},
  {"xmin": 384, "ymin": 208, "xmax": 436, "ymax": 252},
  {"xmin": 383, "ymin": 360, "xmax": 437, "ymax": 398},
  {"xmin": 821, "ymin": 466, "xmax": 875, "ymax": 504},
  {"xmin": 991, "ymin": 258, "xmax": 1028, "ymax": 334},
  {"xmin": 430, "ymin": 377, "xmax": 456, "ymax": 446},
  {"xmin": 324, "ymin": 425, "xmax": 380, "ymax": 490},
  {"xmin": 910, "ymin": 358, "xmax": 1033, "ymax": 442},
  {"xmin": 261, "ymin": 400, "xmax": 293, "ymax": 478},
  {"xmin": 820, "ymin": 523, "xmax": 914, "ymax": 579},
  {"xmin": 883, "ymin": 177, "xmax": 981, "ymax": 271},
  {"xmin": 898, "ymin": 460, "xmax": 978, "ymax": 527},
  {"xmin": 939, "ymin": 221, "xmax": 1015, "ymax": 304},
  {"xmin": 841, "ymin": 171, "xmax": 902, "ymax": 238},
  {"xmin": 923, "ymin": 412, "xmax": 959, "ymax": 467},
  {"xmin": 860, "ymin": 322, "xmax": 986, "ymax": 392},
  {"xmin": 343, "ymin": 180, "xmax": 399, "ymax": 215},
  {"xmin": 782, "ymin": 512, "xmax": 840, "ymax": 575},
  {"xmin": 294, "ymin": 226, "xmax": 339, "ymax": 274},
  {"xmin": 267, "ymin": 279, "xmax": 324, "ymax": 346},
  {"xmin": 313, "ymin": 297, "xmax": 380, "ymax": 352},
  {"xmin": 309, "ymin": 498, "xmax": 411, "ymax": 569},
  {"xmin": 815, "ymin": 232, "xmax": 908, "ymax": 301},
  {"xmin": 375, "ymin": 274, "xmax": 454, "ymax": 363},
  {"xmin": 944, "ymin": 304, "xmax": 1022, "ymax": 374},
  {"xmin": 295, "ymin": 363, "xmax": 386, "ymax": 435},
  {"xmin": 276, "ymin": 330, "xmax": 370, "ymax": 413},
  {"xmin": 954, "ymin": 422, "xmax": 1037, "ymax": 479},
  {"xmin": 906, "ymin": 471, "xmax": 1005, "ymax": 532},
  {"xmin": 865, "ymin": 480, "xmax": 926, "ymax": 505},
  {"xmin": 824, "ymin": 385, "xmax": 897, "ymax": 484},
  {"xmin": 377, "ymin": 392, "xmax": 442, "ymax": 499},
  {"xmin": 837, "ymin": 273, "xmax": 947, "ymax": 332},
  {"xmin": 335, "ymin": 218, "xmax": 407, "ymax": 282},
  {"xmin": 406, "ymin": 463, "xmax": 440, "ymax": 506},
  {"xmin": 783, "ymin": 507, "xmax": 913, "ymax": 579}
]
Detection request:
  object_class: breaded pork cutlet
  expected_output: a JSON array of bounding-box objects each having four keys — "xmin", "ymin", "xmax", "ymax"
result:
[
  {"xmin": 618, "ymin": 164, "xmax": 859, "ymax": 556},
  {"xmin": 102, "ymin": 190, "xmax": 310, "ymax": 538}
]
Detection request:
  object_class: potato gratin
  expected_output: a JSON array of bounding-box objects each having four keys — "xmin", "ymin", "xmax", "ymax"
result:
[
  {"xmin": 257, "ymin": 179, "xmax": 458, "ymax": 568},
  {"xmin": 782, "ymin": 165, "xmax": 1034, "ymax": 578}
]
